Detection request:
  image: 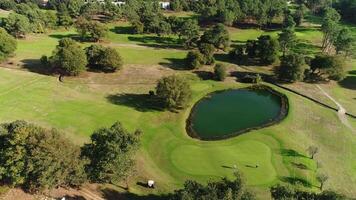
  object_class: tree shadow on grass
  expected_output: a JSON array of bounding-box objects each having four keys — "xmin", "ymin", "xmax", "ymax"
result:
[
  {"xmin": 291, "ymin": 162, "xmax": 310, "ymax": 170},
  {"xmin": 280, "ymin": 149, "xmax": 308, "ymax": 158},
  {"xmin": 60, "ymin": 195, "xmax": 86, "ymax": 200},
  {"xmin": 20, "ymin": 59, "xmax": 54, "ymax": 76},
  {"xmin": 101, "ymin": 188, "xmax": 171, "ymax": 200},
  {"xmin": 106, "ymin": 93, "xmax": 164, "ymax": 112},
  {"xmin": 48, "ymin": 33, "xmax": 80, "ymax": 41},
  {"xmin": 128, "ymin": 36, "xmax": 181, "ymax": 48},
  {"xmin": 338, "ymin": 76, "xmax": 356, "ymax": 90},
  {"xmin": 193, "ymin": 71, "xmax": 214, "ymax": 80},
  {"xmin": 214, "ymin": 53, "xmax": 232, "ymax": 63},
  {"xmin": 159, "ymin": 58, "xmax": 187, "ymax": 70},
  {"xmin": 293, "ymin": 42, "xmax": 320, "ymax": 56},
  {"xmin": 279, "ymin": 176, "xmax": 313, "ymax": 187},
  {"xmin": 110, "ymin": 26, "xmax": 134, "ymax": 34},
  {"xmin": 349, "ymin": 70, "xmax": 356, "ymax": 75}
]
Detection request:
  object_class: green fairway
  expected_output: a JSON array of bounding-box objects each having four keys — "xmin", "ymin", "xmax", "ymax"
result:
[{"xmin": 0, "ymin": 67, "xmax": 355, "ymax": 197}]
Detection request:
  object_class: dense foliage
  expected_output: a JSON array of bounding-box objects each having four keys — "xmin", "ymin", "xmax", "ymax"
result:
[
  {"xmin": 214, "ymin": 63, "xmax": 227, "ymax": 81},
  {"xmin": 3, "ymin": 13, "xmax": 31, "ymax": 38},
  {"xmin": 0, "ymin": 28, "xmax": 17, "ymax": 61},
  {"xmin": 0, "ymin": 121, "xmax": 87, "ymax": 191},
  {"xmin": 310, "ymin": 54, "xmax": 346, "ymax": 81},
  {"xmin": 49, "ymin": 38, "xmax": 87, "ymax": 76},
  {"xmin": 334, "ymin": 0, "xmax": 356, "ymax": 24},
  {"xmin": 75, "ymin": 17, "xmax": 107, "ymax": 42},
  {"xmin": 81, "ymin": 122, "xmax": 141, "ymax": 184},
  {"xmin": 276, "ymin": 54, "xmax": 307, "ymax": 82},
  {"xmin": 186, "ymin": 50, "xmax": 204, "ymax": 69},
  {"xmin": 156, "ymin": 75, "xmax": 192, "ymax": 109},
  {"xmin": 200, "ymin": 23, "xmax": 230, "ymax": 51},
  {"xmin": 85, "ymin": 44, "xmax": 123, "ymax": 72},
  {"xmin": 194, "ymin": 0, "xmax": 287, "ymax": 26},
  {"xmin": 270, "ymin": 184, "xmax": 346, "ymax": 200},
  {"xmin": 171, "ymin": 172, "xmax": 255, "ymax": 200}
]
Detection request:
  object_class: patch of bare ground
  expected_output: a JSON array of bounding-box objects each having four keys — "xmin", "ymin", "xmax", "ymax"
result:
[{"xmin": 63, "ymin": 64, "xmax": 177, "ymax": 93}]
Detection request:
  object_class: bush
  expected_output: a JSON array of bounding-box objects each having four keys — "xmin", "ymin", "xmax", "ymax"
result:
[
  {"xmin": 50, "ymin": 38, "xmax": 87, "ymax": 76},
  {"xmin": 198, "ymin": 43, "xmax": 216, "ymax": 65},
  {"xmin": 85, "ymin": 45, "xmax": 123, "ymax": 72},
  {"xmin": 185, "ymin": 51, "xmax": 204, "ymax": 69},
  {"xmin": 75, "ymin": 17, "xmax": 107, "ymax": 42},
  {"xmin": 3, "ymin": 13, "xmax": 31, "ymax": 38},
  {"xmin": 156, "ymin": 75, "xmax": 192, "ymax": 109},
  {"xmin": 0, "ymin": 0, "xmax": 16, "ymax": 10},
  {"xmin": 214, "ymin": 63, "xmax": 227, "ymax": 81},
  {"xmin": 0, "ymin": 28, "xmax": 17, "ymax": 62},
  {"xmin": 310, "ymin": 54, "xmax": 346, "ymax": 81},
  {"xmin": 276, "ymin": 54, "xmax": 307, "ymax": 82}
]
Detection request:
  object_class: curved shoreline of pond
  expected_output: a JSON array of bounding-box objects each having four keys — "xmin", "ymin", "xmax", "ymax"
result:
[{"xmin": 186, "ymin": 85, "xmax": 289, "ymax": 141}]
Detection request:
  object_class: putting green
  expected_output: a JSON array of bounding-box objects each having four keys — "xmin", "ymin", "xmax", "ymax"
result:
[{"xmin": 170, "ymin": 140, "xmax": 276, "ymax": 185}]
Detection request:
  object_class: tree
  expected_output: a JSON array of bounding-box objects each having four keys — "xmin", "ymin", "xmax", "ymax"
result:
[
  {"xmin": 50, "ymin": 38, "xmax": 87, "ymax": 76},
  {"xmin": 0, "ymin": 28, "xmax": 17, "ymax": 62},
  {"xmin": 3, "ymin": 13, "xmax": 31, "ymax": 38},
  {"xmin": 81, "ymin": 122, "xmax": 141, "ymax": 184},
  {"xmin": 317, "ymin": 173, "xmax": 328, "ymax": 191},
  {"xmin": 156, "ymin": 75, "xmax": 192, "ymax": 109},
  {"xmin": 334, "ymin": 0, "xmax": 356, "ymax": 24},
  {"xmin": 307, "ymin": 145, "xmax": 318, "ymax": 159},
  {"xmin": 321, "ymin": 8, "xmax": 341, "ymax": 53},
  {"xmin": 276, "ymin": 54, "xmax": 306, "ymax": 82},
  {"xmin": 86, "ymin": 45, "xmax": 123, "ymax": 72},
  {"xmin": 0, "ymin": 0, "xmax": 16, "ymax": 10},
  {"xmin": 198, "ymin": 43, "xmax": 216, "ymax": 65},
  {"xmin": 179, "ymin": 19, "xmax": 200, "ymax": 48},
  {"xmin": 270, "ymin": 184, "xmax": 294, "ymax": 200},
  {"xmin": 282, "ymin": 14, "xmax": 296, "ymax": 30},
  {"xmin": 75, "ymin": 17, "xmax": 107, "ymax": 42},
  {"xmin": 56, "ymin": 4, "xmax": 73, "ymax": 28},
  {"xmin": 293, "ymin": 4, "xmax": 306, "ymax": 26},
  {"xmin": 256, "ymin": 35, "xmax": 279, "ymax": 64},
  {"xmin": 278, "ymin": 29, "xmax": 297, "ymax": 57},
  {"xmin": 214, "ymin": 63, "xmax": 227, "ymax": 81},
  {"xmin": 310, "ymin": 54, "xmax": 346, "ymax": 81},
  {"xmin": 334, "ymin": 28, "xmax": 354, "ymax": 56},
  {"xmin": 0, "ymin": 121, "xmax": 87, "ymax": 192},
  {"xmin": 200, "ymin": 23, "xmax": 230, "ymax": 51},
  {"xmin": 172, "ymin": 172, "xmax": 255, "ymax": 200},
  {"xmin": 185, "ymin": 51, "xmax": 204, "ymax": 69}
]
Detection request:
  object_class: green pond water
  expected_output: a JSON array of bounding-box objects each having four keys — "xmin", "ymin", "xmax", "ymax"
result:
[{"xmin": 188, "ymin": 89, "xmax": 284, "ymax": 140}]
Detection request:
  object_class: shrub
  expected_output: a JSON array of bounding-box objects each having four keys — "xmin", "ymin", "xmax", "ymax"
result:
[
  {"xmin": 50, "ymin": 38, "xmax": 87, "ymax": 76},
  {"xmin": 214, "ymin": 63, "xmax": 227, "ymax": 81},
  {"xmin": 85, "ymin": 44, "xmax": 123, "ymax": 72},
  {"xmin": 198, "ymin": 43, "xmax": 216, "ymax": 65},
  {"xmin": 156, "ymin": 75, "xmax": 192, "ymax": 109},
  {"xmin": 185, "ymin": 51, "xmax": 204, "ymax": 69},
  {"xmin": 276, "ymin": 53, "xmax": 307, "ymax": 82}
]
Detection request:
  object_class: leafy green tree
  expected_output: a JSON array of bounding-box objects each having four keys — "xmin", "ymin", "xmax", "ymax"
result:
[
  {"xmin": 293, "ymin": 4, "xmax": 306, "ymax": 26},
  {"xmin": 310, "ymin": 54, "xmax": 346, "ymax": 81},
  {"xmin": 86, "ymin": 45, "xmax": 123, "ymax": 72},
  {"xmin": 334, "ymin": 0, "xmax": 356, "ymax": 24},
  {"xmin": 0, "ymin": 28, "xmax": 17, "ymax": 62},
  {"xmin": 282, "ymin": 14, "xmax": 296, "ymax": 29},
  {"xmin": 198, "ymin": 43, "xmax": 216, "ymax": 65},
  {"xmin": 256, "ymin": 35, "xmax": 279, "ymax": 64},
  {"xmin": 321, "ymin": 7, "xmax": 341, "ymax": 53},
  {"xmin": 186, "ymin": 51, "xmax": 204, "ymax": 69},
  {"xmin": 335, "ymin": 28, "xmax": 354, "ymax": 56},
  {"xmin": 172, "ymin": 172, "xmax": 255, "ymax": 200},
  {"xmin": 201, "ymin": 23, "xmax": 230, "ymax": 51},
  {"xmin": 0, "ymin": 0, "xmax": 16, "ymax": 10},
  {"xmin": 50, "ymin": 38, "xmax": 87, "ymax": 76},
  {"xmin": 306, "ymin": 0, "xmax": 331, "ymax": 13},
  {"xmin": 3, "ymin": 13, "xmax": 31, "ymax": 38},
  {"xmin": 0, "ymin": 121, "xmax": 87, "ymax": 191},
  {"xmin": 214, "ymin": 63, "xmax": 227, "ymax": 81},
  {"xmin": 270, "ymin": 184, "xmax": 294, "ymax": 200},
  {"xmin": 278, "ymin": 28, "xmax": 297, "ymax": 57},
  {"xmin": 179, "ymin": 19, "xmax": 200, "ymax": 48},
  {"xmin": 56, "ymin": 4, "xmax": 73, "ymax": 28},
  {"xmin": 156, "ymin": 75, "xmax": 192, "ymax": 109},
  {"xmin": 81, "ymin": 122, "xmax": 141, "ymax": 184},
  {"xmin": 75, "ymin": 17, "xmax": 107, "ymax": 42},
  {"xmin": 276, "ymin": 53, "xmax": 306, "ymax": 82}
]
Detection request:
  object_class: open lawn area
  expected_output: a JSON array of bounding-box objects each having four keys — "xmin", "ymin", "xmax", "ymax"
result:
[{"xmin": 0, "ymin": 9, "xmax": 355, "ymax": 199}]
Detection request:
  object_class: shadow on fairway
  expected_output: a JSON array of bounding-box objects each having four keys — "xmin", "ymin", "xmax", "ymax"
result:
[
  {"xmin": 101, "ymin": 188, "xmax": 171, "ymax": 200},
  {"xmin": 280, "ymin": 176, "xmax": 313, "ymax": 187},
  {"xmin": 111, "ymin": 26, "xmax": 134, "ymax": 34},
  {"xmin": 106, "ymin": 93, "xmax": 164, "ymax": 112},
  {"xmin": 128, "ymin": 36, "xmax": 181, "ymax": 49},
  {"xmin": 159, "ymin": 58, "xmax": 186, "ymax": 70},
  {"xmin": 21, "ymin": 59, "xmax": 53, "ymax": 75},
  {"xmin": 48, "ymin": 33, "xmax": 80, "ymax": 41},
  {"xmin": 280, "ymin": 149, "xmax": 308, "ymax": 158},
  {"xmin": 60, "ymin": 195, "xmax": 86, "ymax": 200},
  {"xmin": 338, "ymin": 75, "xmax": 356, "ymax": 90},
  {"xmin": 194, "ymin": 71, "xmax": 214, "ymax": 80}
]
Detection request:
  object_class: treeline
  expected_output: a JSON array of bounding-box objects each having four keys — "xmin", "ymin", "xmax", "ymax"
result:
[
  {"xmin": 0, "ymin": 120, "xmax": 141, "ymax": 192},
  {"xmin": 334, "ymin": 0, "xmax": 356, "ymax": 24}
]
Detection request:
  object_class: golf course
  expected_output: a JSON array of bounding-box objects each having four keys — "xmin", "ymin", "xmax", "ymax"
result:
[{"xmin": 0, "ymin": 1, "xmax": 355, "ymax": 199}]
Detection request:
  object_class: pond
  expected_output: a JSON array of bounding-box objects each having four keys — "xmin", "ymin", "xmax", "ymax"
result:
[{"xmin": 186, "ymin": 87, "xmax": 288, "ymax": 140}]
